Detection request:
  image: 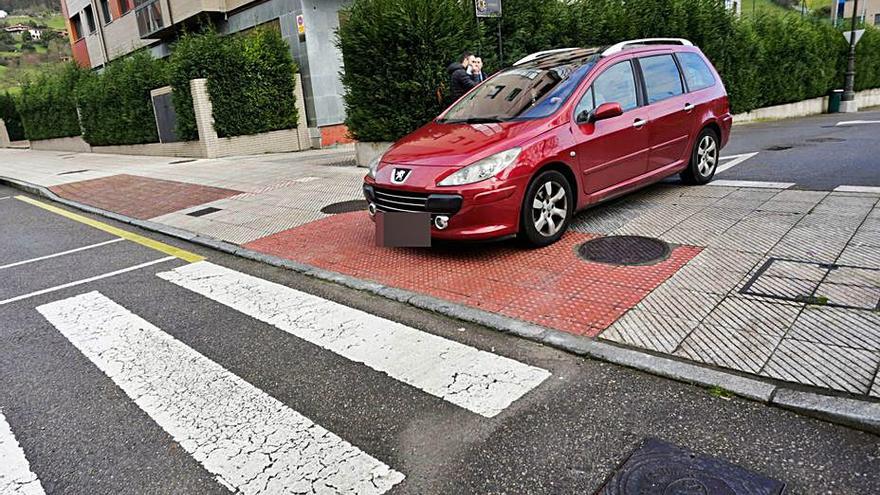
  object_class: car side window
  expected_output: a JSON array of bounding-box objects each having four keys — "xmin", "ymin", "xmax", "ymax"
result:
[
  {"xmin": 592, "ymin": 61, "xmax": 638, "ymax": 112},
  {"xmin": 677, "ymin": 52, "xmax": 716, "ymax": 92},
  {"xmin": 574, "ymin": 87, "xmax": 595, "ymax": 119},
  {"xmin": 640, "ymin": 54, "xmax": 684, "ymax": 104}
]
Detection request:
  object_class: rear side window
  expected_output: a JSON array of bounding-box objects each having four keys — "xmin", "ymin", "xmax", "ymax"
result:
[
  {"xmin": 592, "ymin": 61, "xmax": 638, "ymax": 112},
  {"xmin": 639, "ymin": 55, "xmax": 683, "ymax": 104},
  {"xmin": 677, "ymin": 52, "xmax": 716, "ymax": 91}
]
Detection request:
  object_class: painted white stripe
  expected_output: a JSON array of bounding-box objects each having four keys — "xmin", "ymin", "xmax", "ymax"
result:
[
  {"xmin": 0, "ymin": 196, "xmax": 10, "ymax": 201},
  {"xmin": 0, "ymin": 239, "xmax": 124, "ymax": 271},
  {"xmin": 716, "ymin": 152, "xmax": 759, "ymax": 174},
  {"xmin": 833, "ymin": 185, "xmax": 880, "ymax": 194},
  {"xmin": 0, "ymin": 256, "xmax": 174, "ymax": 307},
  {"xmin": 0, "ymin": 411, "xmax": 46, "ymax": 495},
  {"xmin": 37, "ymin": 292, "xmax": 403, "ymax": 495},
  {"xmin": 159, "ymin": 261, "xmax": 551, "ymax": 418},
  {"xmin": 836, "ymin": 120, "xmax": 880, "ymax": 126},
  {"xmin": 712, "ymin": 179, "xmax": 795, "ymax": 189}
]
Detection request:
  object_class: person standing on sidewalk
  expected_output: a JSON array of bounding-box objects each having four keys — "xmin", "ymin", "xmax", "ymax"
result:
[
  {"xmin": 448, "ymin": 51, "xmax": 477, "ymax": 100},
  {"xmin": 470, "ymin": 57, "xmax": 487, "ymax": 83}
]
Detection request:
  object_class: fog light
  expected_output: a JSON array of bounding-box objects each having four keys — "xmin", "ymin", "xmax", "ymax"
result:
[
  {"xmin": 434, "ymin": 215, "xmax": 449, "ymax": 230},
  {"xmin": 368, "ymin": 203, "xmax": 377, "ymax": 216}
]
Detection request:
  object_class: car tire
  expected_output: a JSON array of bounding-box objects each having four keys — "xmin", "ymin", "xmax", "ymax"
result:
[
  {"xmin": 518, "ymin": 170, "xmax": 573, "ymax": 247},
  {"xmin": 680, "ymin": 127, "xmax": 720, "ymax": 185}
]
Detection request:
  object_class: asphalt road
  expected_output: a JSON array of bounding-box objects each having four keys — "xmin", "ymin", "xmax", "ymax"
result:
[
  {"xmin": 717, "ymin": 110, "xmax": 880, "ymax": 191},
  {"xmin": 1, "ymin": 185, "xmax": 879, "ymax": 494}
]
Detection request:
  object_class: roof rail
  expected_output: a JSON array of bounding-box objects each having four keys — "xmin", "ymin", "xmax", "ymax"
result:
[
  {"xmin": 601, "ymin": 38, "xmax": 693, "ymax": 56},
  {"xmin": 513, "ymin": 48, "xmax": 579, "ymax": 66}
]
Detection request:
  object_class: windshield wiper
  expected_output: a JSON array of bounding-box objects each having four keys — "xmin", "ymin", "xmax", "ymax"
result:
[{"xmin": 442, "ymin": 116, "xmax": 508, "ymax": 124}]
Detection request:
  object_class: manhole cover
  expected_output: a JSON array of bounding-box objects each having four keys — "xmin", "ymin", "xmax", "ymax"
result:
[
  {"xmin": 806, "ymin": 137, "xmax": 846, "ymax": 143},
  {"xmin": 187, "ymin": 207, "xmax": 222, "ymax": 217},
  {"xmin": 577, "ymin": 236, "xmax": 670, "ymax": 266},
  {"xmin": 321, "ymin": 200, "xmax": 368, "ymax": 214},
  {"xmin": 764, "ymin": 145, "xmax": 793, "ymax": 151},
  {"xmin": 600, "ymin": 438, "xmax": 785, "ymax": 495}
]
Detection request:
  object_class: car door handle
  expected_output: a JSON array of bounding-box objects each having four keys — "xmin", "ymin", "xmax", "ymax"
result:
[
  {"xmin": 633, "ymin": 119, "xmax": 648, "ymax": 129},
  {"xmin": 683, "ymin": 103, "xmax": 695, "ymax": 112}
]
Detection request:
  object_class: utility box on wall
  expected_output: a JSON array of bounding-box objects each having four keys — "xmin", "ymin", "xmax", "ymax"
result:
[{"xmin": 151, "ymin": 86, "xmax": 179, "ymax": 144}]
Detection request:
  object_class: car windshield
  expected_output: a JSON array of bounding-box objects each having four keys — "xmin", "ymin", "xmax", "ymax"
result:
[{"xmin": 439, "ymin": 52, "xmax": 599, "ymax": 123}]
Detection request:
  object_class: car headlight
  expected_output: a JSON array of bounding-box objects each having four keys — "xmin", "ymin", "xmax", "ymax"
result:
[
  {"xmin": 437, "ymin": 147, "xmax": 522, "ymax": 186},
  {"xmin": 367, "ymin": 153, "xmax": 383, "ymax": 179}
]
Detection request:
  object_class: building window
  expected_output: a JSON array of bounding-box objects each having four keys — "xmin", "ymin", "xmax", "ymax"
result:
[
  {"xmin": 875, "ymin": 13, "xmax": 880, "ymax": 25},
  {"xmin": 119, "ymin": 0, "xmax": 132, "ymax": 15},
  {"xmin": 84, "ymin": 5, "xmax": 96, "ymax": 33},
  {"xmin": 71, "ymin": 13, "xmax": 84, "ymax": 40},
  {"xmin": 99, "ymin": 0, "xmax": 112, "ymax": 24},
  {"xmin": 134, "ymin": 0, "xmax": 164, "ymax": 37}
]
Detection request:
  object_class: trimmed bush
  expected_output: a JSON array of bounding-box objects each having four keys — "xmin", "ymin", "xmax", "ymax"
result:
[
  {"xmin": 0, "ymin": 92, "xmax": 25, "ymax": 141},
  {"xmin": 338, "ymin": 0, "xmax": 477, "ymax": 142},
  {"xmin": 17, "ymin": 62, "xmax": 84, "ymax": 141},
  {"xmin": 856, "ymin": 26, "xmax": 880, "ymax": 91},
  {"xmin": 76, "ymin": 51, "xmax": 168, "ymax": 146},
  {"xmin": 168, "ymin": 28, "xmax": 299, "ymax": 141}
]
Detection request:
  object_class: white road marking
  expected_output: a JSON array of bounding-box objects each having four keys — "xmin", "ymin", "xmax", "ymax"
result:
[
  {"xmin": 0, "ymin": 239, "xmax": 124, "ymax": 271},
  {"xmin": 0, "ymin": 411, "xmax": 46, "ymax": 495},
  {"xmin": 159, "ymin": 261, "xmax": 551, "ymax": 418},
  {"xmin": 834, "ymin": 185, "xmax": 880, "ymax": 194},
  {"xmin": 712, "ymin": 179, "xmax": 795, "ymax": 189},
  {"xmin": 716, "ymin": 152, "xmax": 759, "ymax": 174},
  {"xmin": 835, "ymin": 120, "xmax": 880, "ymax": 126},
  {"xmin": 0, "ymin": 256, "xmax": 174, "ymax": 307},
  {"xmin": 0, "ymin": 196, "xmax": 10, "ymax": 201},
  {"xmin": 37, "ymin": 292, "xmax": 404, "ymax": 495}
]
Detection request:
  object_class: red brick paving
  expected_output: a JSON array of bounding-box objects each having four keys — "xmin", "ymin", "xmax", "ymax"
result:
[
  {"xmin": 50, "ymin": 174, "xmax": 242, "ymax": 220},
  {"xmin": 246, "ymin": 213, "xmax": 701, "ymax": 337}
]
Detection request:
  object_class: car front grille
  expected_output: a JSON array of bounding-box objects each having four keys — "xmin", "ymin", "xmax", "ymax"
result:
[{"xmin": 372, "ymin": 187, "xmax": 430, "ymax": 213}]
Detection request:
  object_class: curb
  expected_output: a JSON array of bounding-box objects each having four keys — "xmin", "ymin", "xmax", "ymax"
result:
[{"xmin": 2, "ymin": 176, "xmax": 878, "ymax": 435}]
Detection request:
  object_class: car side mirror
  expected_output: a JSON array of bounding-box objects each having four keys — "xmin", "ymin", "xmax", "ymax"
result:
[{"xmin": 587, "ymin": 102, "xmax": 624, "ymax": 124}]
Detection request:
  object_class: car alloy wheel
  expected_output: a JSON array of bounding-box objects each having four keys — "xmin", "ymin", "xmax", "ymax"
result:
[
  {"xmin": 696, "ymin": 134, "xmax": 718, "ymax": 177},
  {"xmin": 531, "ymin": 180, "xmax": 568, "ymax": 237}
]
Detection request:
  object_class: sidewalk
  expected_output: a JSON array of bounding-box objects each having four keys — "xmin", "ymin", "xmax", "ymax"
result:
[{"xmin": 2, "ymin": 147, "xmax": 878, "ymax": 408}]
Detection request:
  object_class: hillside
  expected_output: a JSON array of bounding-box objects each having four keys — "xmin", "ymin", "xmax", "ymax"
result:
[
  {"xmin": 0, "ymin": 1, "xmax": 59, "ymax": 14},
  {"xmin": 0, "ymin": 1, "xmax": 68, "ymax": 93}
]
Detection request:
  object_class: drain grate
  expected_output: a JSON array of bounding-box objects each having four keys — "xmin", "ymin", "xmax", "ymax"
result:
[
  {"xmin": 600, "ymin": 438, "xmax": 785, "ymax": 494},
  {"xmin": 806, "ymin": 137, "xmax": 846, "ymax": 143},
  {"xmin": 321, "ymin": 200, "xmax": 368, "ymax": 214},
  {"xmin": 169, "ymin": 159, "xmax": 197, "ymax": 164},
  {"xmin": 764, "ymin": 145, "xmax": 793, "ymax": 151},
  {"xmin": 577, "ymin": 236, "xmax": 670, "ymax": 266},
  {"xmin": 57, "ymin": 169, "xmax": 90, "ymax": 176},
  {"xmin": 186, "ymin": 207, "xmax": 222, "ymax": 217}
]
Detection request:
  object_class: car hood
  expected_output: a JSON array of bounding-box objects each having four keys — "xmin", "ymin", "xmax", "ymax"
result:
[{"xmin": 381, "ymin": 120, "xmax": 549, "ymax": 167}]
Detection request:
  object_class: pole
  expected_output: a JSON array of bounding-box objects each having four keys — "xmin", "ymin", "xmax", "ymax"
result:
[
  {"xmin": 752, "ymin": 0, "xmax": 755, "ymax": 16},
  {"xmin": 497, "ymin": 17, "xmax": 503, "ymax": 67},
  {"xmin": 841, "ymin": 0, "xmax": 859, "ymax": 112}
]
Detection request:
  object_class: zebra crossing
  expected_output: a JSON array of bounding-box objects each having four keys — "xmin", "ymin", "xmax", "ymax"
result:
[{"xmin": 2, "ymin": 260, "xmax": 551, "ymax": 494}]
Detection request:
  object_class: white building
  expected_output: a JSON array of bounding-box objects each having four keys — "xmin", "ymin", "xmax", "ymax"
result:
[{"xmin": 0, "ymin": 10, "xmax": 8, "ymax": 19}]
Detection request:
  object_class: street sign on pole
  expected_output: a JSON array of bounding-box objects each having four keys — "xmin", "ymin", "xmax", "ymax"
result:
[
  {"xmin": 475, "ymin": 0, "xmax": 502, "ymax": 18},
  {"xmin": 843, "ymin": 29, "xmax": 865, "ymax": 46}
]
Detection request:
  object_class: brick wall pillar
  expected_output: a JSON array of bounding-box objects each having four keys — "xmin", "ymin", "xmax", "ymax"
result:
[
  {"xmin": 0, "ymin": 119, "xmax": 10, "ymax": 148},
  {"xmin": 189, "ymin": 78, "xmax": 219, "ymax": 158}
]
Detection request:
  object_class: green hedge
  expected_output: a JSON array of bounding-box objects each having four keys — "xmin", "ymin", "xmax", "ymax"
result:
[
  {"xmin": 0, "ymin": 92, "xmax": 25, "ymax": 141},
  {"xmin": 342, "ymin": 0, "xmax": 879, "ymax": 141},
  {"xmin": 77, "ymin": 51, "xmax": 168, "ymax": 146},
  {"xmin": 17, "ymin": 63, "xmax": 84, "ymax": 141},
  {"xmin": 168, "ymin": 28, "xmax": 299, "ymax": 140},
  {"xmin": 337, "ymin": 0, "xmax": 477, "ymax": 142}
]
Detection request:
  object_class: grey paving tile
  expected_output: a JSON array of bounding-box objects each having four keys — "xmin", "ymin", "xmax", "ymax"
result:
[
  {"xmin": 814, "ymin": 282, "xmax": 880, "ymax": 310},
  {"xmin": 600, "ymin": 309, "xmax": 699, "ymax": 353},
  {"xmin": 851, "ymin": 229, "xmax": 880, "ymax": 247},
  {"xmin": 838, "ymin": 245, "xmax": 880, "ymax": 269},
  {"xmin": 661, "ymin": 208, "xmax": 751, "ymax": 246},
  {"xmin": 748, "ymin": 275, "xmax": 820, "ymax": 300},
  {"xmin": 666, "ymin": 265, "xmax": 747, "ymax": 295},
  {"xmin": 762, "ymin": 339, "xmax": 879, "ymax": 395},
  {"xmin": 770, "ymin": 189, "xmax": 828, "ymax": 204},
  {"xmin": 635, "ymin": 284, "xmax": 724, "ymax": 322},
  {"xmin": 762, "ymin": 259, "xmax": 828, "ymax": 281},
  {"xmin": 569, "ymin": 205, "xmax": 649, "ymax": 234},
  {"xmin": 758, "ymin": 201, "xmax": 817, "ymax": 214},
  {"xmin": 788, "ymin": 306, "xmax": 880, "ymax": 351},
  {"xmin": 825, "ymin": 266, "xmax": 880, "ymax": 286},
  {"xmin": 702, "ymin": 298, "xmax": 802, "ymax": 335},
  {"xmin": 676, "ymin": 323, "xmax": 782, "ymax": 373}
]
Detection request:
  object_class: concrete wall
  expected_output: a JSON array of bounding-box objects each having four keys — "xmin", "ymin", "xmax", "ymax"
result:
[
  {"xmin": 102, "ymin": 10, "xmax": 151, "ymax": 60},
  {"xmin": 29, "ymin": 136, "xmax": 93, "ymax": 153},
  {"xmin": 733, "ymin": 88, "xmax": 880, "ymax": 124},
  {"xmin": 85, "ymin": 31, "xmax": 106, "ymax": 68}
]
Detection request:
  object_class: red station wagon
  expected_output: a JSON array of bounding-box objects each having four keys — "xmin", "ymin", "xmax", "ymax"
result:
[{"xmin": 363, "ymin": 38, "xmax": 732, "ymax": 246}]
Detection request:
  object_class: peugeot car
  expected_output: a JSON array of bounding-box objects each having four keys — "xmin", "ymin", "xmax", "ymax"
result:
[{"xmin": 363, "ymin": 38, "xmax": 732, "ymax": 246}]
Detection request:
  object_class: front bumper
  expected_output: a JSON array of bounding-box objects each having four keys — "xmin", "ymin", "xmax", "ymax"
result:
[{"xmin": 362, "ymin": 178, "xmax": 526, "ymax": 240}]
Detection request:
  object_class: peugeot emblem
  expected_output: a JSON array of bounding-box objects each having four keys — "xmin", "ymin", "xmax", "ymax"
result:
[{"xmin": 391, "ymin": 168, "xmax": 411, "ymax": 184}]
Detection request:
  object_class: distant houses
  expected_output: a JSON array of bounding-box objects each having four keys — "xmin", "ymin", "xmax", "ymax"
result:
[
  {"xmin": 0, "ymin": 10, "xmax": 8, "ymax": 19},
  {"xmin": 4, "ymin": 24, "xmax": 44, "ymax": 40}
]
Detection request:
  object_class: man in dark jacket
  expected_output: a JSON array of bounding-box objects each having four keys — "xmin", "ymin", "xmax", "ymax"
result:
[{"xmin": 448, "ymin": 51, "xmax": 478, "ymax": 101}]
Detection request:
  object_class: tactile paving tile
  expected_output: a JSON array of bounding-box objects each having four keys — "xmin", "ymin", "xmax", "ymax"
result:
[
  {"xmin": 748, "ymin": 275, "xmax": 821, "ymax": 300},
  {"xmin": 675, "ymin": 323, "xmax": 783, "ymax": 373},
  {"xmin": 825, "ymin": 266, "xmax": 880, "ymax": 286},
  {"xmin": 636, "ymin": 284, "xmax": 724, "ymax": 322},
  {"xmin": 568, "ymin": 205, "xmax": 651, "ymax": 234},
  {"xmin": 814, "ymin": 282, "xmax": 880, "ymax": 310},
  {"xmin": 601, "ymin": 309, "xmax": 699, "ymax": 353},
  {"xmin": 762, "ymin": 339, "xmax": 880, "ymax": 394},
  {"xmin": 702, "ymin": 297, "xmax": 802, "ymax": 335},
  {"xmin": 838, "ymin": 245, "xmax": 880, "ymax": 269},
  {"xmin": 762, "ymin": 259, "xmax": 828, "ymax": 281},
  {"xmin": 787, "ymin": 306, "xmax": 880, "ymax": 351}
]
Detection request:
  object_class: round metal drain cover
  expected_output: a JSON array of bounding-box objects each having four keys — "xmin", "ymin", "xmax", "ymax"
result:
[
  {"xmin": 577, "ymin": 236, "xmax": 671, "ymax": 266},
  {"xmin": 320, "ymin": 200, "xmax": 368, "ymax": 214}
]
